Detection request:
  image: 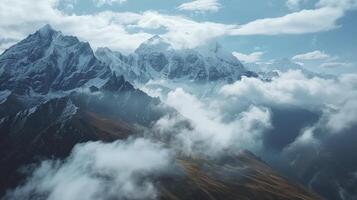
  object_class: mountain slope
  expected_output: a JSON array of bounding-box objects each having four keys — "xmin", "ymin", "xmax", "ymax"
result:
[
  {"xmin": 160, "ymin": 152, "xmax": 322, "ymax": 200},
  {"xmin": 0, "ymin": 74, "xmax": 168, "ymax": 194}
]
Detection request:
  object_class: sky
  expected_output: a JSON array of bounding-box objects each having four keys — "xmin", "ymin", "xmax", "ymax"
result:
[{"xmin": 0, "ymin": 0, "xmax": 356, "ymax": 74}]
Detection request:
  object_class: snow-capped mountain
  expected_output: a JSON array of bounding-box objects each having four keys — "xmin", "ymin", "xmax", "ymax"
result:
[
  {"xmin": 96, "ymin": 35, "xmax": 256, "ymax": 84},
  {"xmin": 245, "ymin": 58, "xmax": 334, "ymax": 79},
  {"xmin": 0, "ymin": 25, "xmax": 324, "ymax": 200},
  {"xmin": 0, "ymin": 24, "xmax": 111, "ymax": 95}
]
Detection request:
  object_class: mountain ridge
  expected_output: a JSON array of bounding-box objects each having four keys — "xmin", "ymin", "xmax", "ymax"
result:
[{"xmin": 96, "ymin": 35, "xmax": 256, "ymax": 84}]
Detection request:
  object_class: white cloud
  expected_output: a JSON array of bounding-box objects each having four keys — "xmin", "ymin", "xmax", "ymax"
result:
[
  {"xmin": 0, "ymin": 0, "xmax": 355, "ymax": 54},
  {"xmin": 177, "ymin": 0, "xmax": 221, "ymax": 12},
  {"xmin": 326, "ymin": 97, "xmax": 357, "ymax": 132},
  {"xmin": 94, "ymin": 0, "xmax": 127, "ymax": 6},
  {"xmin": 320, "ymin": 62, "xmax": 353, "ymax": 68},
  {"xmin": 153, "ymin": 88, "xmax": 271, "ymax": 155},
  {"xmin": 220, "ymin": 70, "xmax": 357, "ymax": 168},
  {"xmin": 292, "ymin": 50, "xmax": 331, "ymax": 61},
  {"xmin": 0, "ymin": 0, "xmax": 233, "ymax": 53},
  {"xmin": 286, "ymin": 0, "xmax": 306, "ymax": 10},
  {"xmin": 230, "ymin": 7, "xmax": 344, "ymax": 35},
  {"xmin": 230, "ymin": 0, "xmax": 357, "ymax": 36},
  {"xmin": 5, "ymin": 138, "xmax": 174, "ymax": 200},
  {"xmin": 220, "ymin": 70, "xmax": 357, "ymax": 111},
  {"xmin": 134, "ymin": 11, "xmax": 233, "ymax": 49},
  {"xmin": 316, "ymin": 0, "xmax": 357, "ymax": 9},
  {"xmin": 0, "ymin": 0, "xmax": 151, "ymax": 53},
  {"xmin": 232, "ymin": 51, "xmax": 264, "ymax": 63}
]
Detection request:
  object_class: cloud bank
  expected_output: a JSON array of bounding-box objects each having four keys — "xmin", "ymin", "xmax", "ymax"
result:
[
  {"xmin": 0, "ymin": 0, "xmax": 355, "ymax": 53},
  {"xmin": 5, "ymin": 138, "xmax": 175, "ymax": 200}
]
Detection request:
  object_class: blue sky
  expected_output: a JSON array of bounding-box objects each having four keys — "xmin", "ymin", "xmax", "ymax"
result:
[{"xmin": 1, "ymin": 0, "xmax": 356, "ymax": 74}]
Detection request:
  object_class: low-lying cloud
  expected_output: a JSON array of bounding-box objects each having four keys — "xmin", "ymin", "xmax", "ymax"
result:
[
  {"xmin": 5, "ymin": 138, "xmax": 175, "ymax": 200},
  {"xmin": 151, "ymin": 88, "xmax": 271, "ymax": 156},
  {"xmin": 144, "ymin": 69, "xmax": 357, "ymax": 199}
]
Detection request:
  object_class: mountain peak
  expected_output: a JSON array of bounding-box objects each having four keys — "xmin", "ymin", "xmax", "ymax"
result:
[
  {"xmin": 208, "ymin": 42, "xmax": 223, "ymax": 53},
  {"xmin": 135, "ymin": 35, "xmax": 172, "ymax": 54},
  {"xmin": 37, "ymin": 24, "xmax": 59, "ymax": 36},
  {"xmin": 146, "ymin": 35, "xmax": 164, "ymax": 43},
  {"xmin": 101, "ymin": 72, "xmax": 134, "ymax": 92}
]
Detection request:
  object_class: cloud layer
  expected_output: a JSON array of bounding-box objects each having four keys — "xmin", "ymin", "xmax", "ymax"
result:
[
  {"xmin": 0, "ymin": 0, "xmax": 355, "ymax": 53},
  {"xmin": 5, "ymin": 138, "xmax": 175, "ymax": 200}
]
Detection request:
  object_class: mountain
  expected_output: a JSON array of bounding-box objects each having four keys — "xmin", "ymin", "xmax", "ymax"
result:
[
  {"xmin": 0, "ymin": 24, "xmax": 112, "ymax": 117},
  {"xmin": 0, "ymin": 24, "xmax": 110, "ymax": 95},
  {"xmin": 160, "ymin": 152, "xmax": 322, "ymax": 200},
  {"xmin": 0, "ymin": 26, "xmax": 170, "ymax": 194},
  {"xmin": 0, "ymin": 73, "xmax": 169, "ymax": 194},
  {"xmin": 245, "ymin": 58, "xmax": 334, "ymax": 79},
  {"xmin": 96, "ymin": 35, "xmax": 256, "ymax": 84},
  {"xmin": 0, "ymin": 25, "xmax": 321, "ymax": 200}
]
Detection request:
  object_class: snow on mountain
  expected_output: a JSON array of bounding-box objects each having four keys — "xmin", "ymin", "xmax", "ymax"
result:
[
  {"xmin": 135, "ymin": 35, "xmax": 173, "ymax": 55},
  {"xmin": 96, "ymin": 35, "xmax": 256, "ymax": 84},
  {"xmin": 245, "ymin": 58, "xmax": 334, "ymax": 79},
  {"xmin": 245, "ymin": 58, "xmax": 302, "ymax": 73},
  {"xmin": 0, "ymin": 24, "xmax": 111, "ymax": 95}
]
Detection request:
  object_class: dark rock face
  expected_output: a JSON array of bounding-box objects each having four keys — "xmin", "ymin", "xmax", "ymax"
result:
[
  {"xmin": 0, "ymin": 24, "xmax": 111, "ymax": 95},
  {"xmin": 101, "ymin": 72, "xmax": 134, "ymax": 92},
  {"xmin": 146, "ymin": 52, "xmax": 169, "ymax": 72}
]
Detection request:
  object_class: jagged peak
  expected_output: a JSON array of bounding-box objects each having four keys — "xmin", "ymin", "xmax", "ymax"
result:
[
  {"xmin": 96, "ymin": 47, "xmax": 112, "ymax": 53},
  {"xmin": 145, "ymin": 35, "xmax": 165, "ymax": 44},
  {"xmin": 39, "ymin": 24, "xmax": 53, "ymax": 31},
  {"xmin": 208, "ymin": 42, "xmax": 223, "ymax": 54},
  {"xmin": 135, "ymin": 35, "xmax": 172, "ymax": 54},
  {"xmin": 36, "ymin": 24, "xmax": 60, "ymax": 37},
  {"xmin": 101, "ymin": 72, "xmax": 134, "ymax": 92}
]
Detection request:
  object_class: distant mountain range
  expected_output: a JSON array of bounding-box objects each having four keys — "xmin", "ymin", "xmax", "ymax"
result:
[
  {"xmin": 0, "ymin": 25, "xmax": 321, "ymax": 200},
  {"xmin": 96, "ymin": 35, "xmax": 257, "ymax": 84}
]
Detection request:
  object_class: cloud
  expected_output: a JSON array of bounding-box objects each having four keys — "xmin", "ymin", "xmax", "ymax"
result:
[
  {"xmin": 1, "ymin": 0, "xmax": 356, "ymax": 55},
  {"xmin": 153, "ymin": 88, "xmax": 271, "ymax": 155},
  {"xmin": 316, "ymin": 0, "xmax": 357, "ymax": 9},
  {"xmin": 220, "ymin": 70, "xmax": 357, "ymax": 111},
  {"xmin": 0, "ymin": 0, "xmax": 234, "ymax": 53},
  {"xmin": 94, "ymin": 0, "xmax": 127, "ymax": 6},
  {"xmin": 320, "ymin": 62, "xmax": 354, "ymax": 68},
  {"xmin": 232, "ymin": 51, "xmax": 264, "ymax": 63},
  {"xmin": 134, "ymin": 11, "xmax": 234, "ymax": 49},
  {"xmin": 292, "ymin": 50, "xmax": 331, "ymax": 61},
  {"xmin": 5, "ymin": 138, "xmax": 175, "ymax": 200},
  {"xmin": 0, "ymin": 0, "xmax": 152, "ymax": 53},
  {"xmin": 326, "ymin": 97, "xmax": 357, "ymax": 132},
  {"xmin": 286, "ymin": 0, "xmax": 306, "ymax": 10},
  {"xmin": 132, "ymin": 11, "xmax": 234, "ymax": 49},
  {"xmin": 230, "ymin": 7, "xmax": 344, "ymax": 35},
  {"xmin": 220, "ymin": 70, "xmax": 357, "ymax": 161},
  {"xmin": 177, "ymin": 0, "xmax": 221, "ymax": 12}
]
